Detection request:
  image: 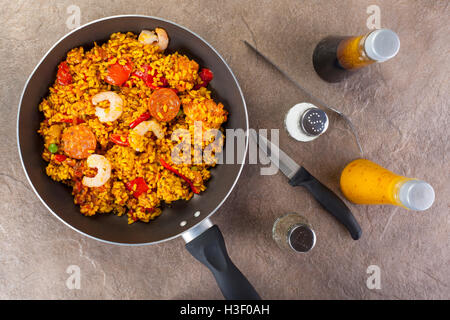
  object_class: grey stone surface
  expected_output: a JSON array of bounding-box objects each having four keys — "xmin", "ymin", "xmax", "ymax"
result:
[{"xmin": 1, "ymin": 0, "xmax": 449, "ymax": 299}]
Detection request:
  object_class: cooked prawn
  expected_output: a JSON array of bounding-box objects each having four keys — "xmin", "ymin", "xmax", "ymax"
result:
[
  {"xmin": 138, "ymin": 30, "xmax": 158, "ymax": 45},
  {"xmin": 129, "ymin": 120, "xmax": 164, "ymax": 152},
  {"xmin": 82, "ymin": 154, "xmax": 111, "ymax": 188},
  {"xmin": 92, "ymin": 91, "xmax": 123, "ymax": 123},
  {"xmin": 138, "ymin": 28, "xmax": 169, "ymax": 51},
  {"xmin": 155, "ymin": 28, "xmax": 169, "ymax": 51},
  {"xmin": 133, "ymin": 120, "xmax": 164, "ymax": 139}
]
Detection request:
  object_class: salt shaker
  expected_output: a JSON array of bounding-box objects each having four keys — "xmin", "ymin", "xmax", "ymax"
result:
[
  {"xmin": 272, "ymin": 213, "xmax": 316, "ymax": 253},
  {"xmin": 285, "ymin": 103, "xmax": 329, "ymax": 142}
]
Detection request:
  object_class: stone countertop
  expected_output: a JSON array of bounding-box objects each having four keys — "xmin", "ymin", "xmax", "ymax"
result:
[{"xmin": 1, "ymin": 0, "xmax": 449, "ymax": 299}]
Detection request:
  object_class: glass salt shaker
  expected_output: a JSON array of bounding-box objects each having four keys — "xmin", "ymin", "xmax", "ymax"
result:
[
  {"xmin": 285, "ymin": 103, "xmax": 329, "ymax": 142},
  {"xmin": 272, "ymin": 213, "xmax": 316, "ymax": 253}
]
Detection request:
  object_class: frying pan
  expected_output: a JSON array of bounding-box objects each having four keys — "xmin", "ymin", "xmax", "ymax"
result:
[{"xmin": 17, "ymin": 15, "xmax": 260, "ymax": 300}]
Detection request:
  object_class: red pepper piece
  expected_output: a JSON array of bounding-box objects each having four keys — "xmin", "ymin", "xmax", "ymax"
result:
[
  {"xmin": 57, "ymin": 61, "xmax": 72, "ymax": 86},
  {"xmin": 126, "ymin": 177, "xmax": 149, "ymax": 198},
  {"xmin": 104, "ymin": 61, "xmax": 133, "ymax": 86},
  {"xmin": 131, "ymin": 71, "xmax": 148, "ymax": 83},
  {"xmin": 110, "ymin": 134, "xmax": 129, "ymax": 146},
  {"xmin": 59, "ymin": 118, "xmax": 85, "ymax": 125},
  {"xmin": 160, "ymin": 158, "xmax": 200, "ymax": 194},
  {"xmin": 129, "ymin": 112, "xmax": 151, "ymax": 129},
  {"xmin": 159, "ymin": 76, "xmax": 169, "ymax": 87},
  {"xmin": 194, "ymin": 68, "xmax": 213, "ymax": 90},
  {"xmin": 132, "ymin": 64, "xmax": 153, "ymax": 84},
  {"xmin": 54, "ymin": 154, "xmax": 67, "ymax": 162},
  {"xmin": 132, "ymin": 64, "xmax": 169, "ymax": 89},
  {"xmin": 199, "ymin": 68, "xmax": 213, "ymax": 83}
]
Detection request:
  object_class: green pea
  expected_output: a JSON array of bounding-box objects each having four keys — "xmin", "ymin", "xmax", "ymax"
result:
[{"xmin": 48, "ymin": 143, "xmax": 58, "ymax": 153}]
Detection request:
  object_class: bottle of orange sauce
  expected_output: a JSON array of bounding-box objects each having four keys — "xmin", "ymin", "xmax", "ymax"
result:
[
  {"xmin": 340, "ymin": 159, "xmax": 435, "ymax": 211},
  {"xmin": 313, "ymin": 29, "xmax": 400, "ymax": 83}
]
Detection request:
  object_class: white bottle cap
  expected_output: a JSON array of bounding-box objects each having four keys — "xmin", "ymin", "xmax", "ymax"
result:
[
  {"xmin": 399, "ymin": 180, "xmax": 435, "ymax": 211},
  {"xmin": 364, "ymin": 29, "xmax": 400, "ymax": 62}
]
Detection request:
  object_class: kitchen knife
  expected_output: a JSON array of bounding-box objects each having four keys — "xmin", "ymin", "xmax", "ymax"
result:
[
  {"xmin": 243, "ymin": 40, "xmax": 364, "ymax": 157},
  {"xmin": 251, "ymin": 131, "xmax": 362, "ymax": 240}
]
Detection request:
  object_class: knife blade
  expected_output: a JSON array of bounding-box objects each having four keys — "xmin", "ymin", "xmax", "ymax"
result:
[
  {"xmin": 243, "ymin": 40, "xmax": 364, "ymax": 157},
  {"xmin": 252, "ymin": 131, "xmax": 300, "ymax": 179},
  {"xmin": 251, "ymin": 131, "xmax": 362, "ymax": 240}
]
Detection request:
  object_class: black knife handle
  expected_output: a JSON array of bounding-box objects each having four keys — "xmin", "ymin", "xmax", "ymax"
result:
[{"xmin": 289, "ymin": 167, "xmax": 362, "ymax": 240}]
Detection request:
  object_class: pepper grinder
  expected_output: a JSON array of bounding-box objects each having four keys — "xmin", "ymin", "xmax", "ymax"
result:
[
  {"xmin": 272, "ymin": 213, "xmax": 316, "ymax": 253},
  {"xmin": 285, "ymin": 103, "xmax": 329, "ymax": 142}
]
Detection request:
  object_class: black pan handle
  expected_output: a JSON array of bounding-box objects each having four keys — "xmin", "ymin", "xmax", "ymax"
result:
[
  {"xmin": 185, "ymin": 225, "xmax": 261, "ymax": 300},
  {"xmin": 289, "ymin": 167, "xmax": 362, "ymax": 240}
]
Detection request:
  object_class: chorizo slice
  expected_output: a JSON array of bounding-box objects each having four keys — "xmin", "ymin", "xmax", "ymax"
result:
[
  {"xmin": 61, "ymin": 125, "xmax": 97, "ymax": 159},
  {"xmin": 148, "ymin": 88, "xmax": 180, "ymax": 122}
]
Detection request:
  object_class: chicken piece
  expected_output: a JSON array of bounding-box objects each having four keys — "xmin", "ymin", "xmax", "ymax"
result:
[
  {"xmin": 165, "ymin": 55, "xmax": 199, "ymax": 92},
  {"xmin": 175, "ymin": 55, "xmax": 199, "ymax": 82},
  {"xmin": 183, "ymin": 99, "xmax": 228, "ymax": 129}
]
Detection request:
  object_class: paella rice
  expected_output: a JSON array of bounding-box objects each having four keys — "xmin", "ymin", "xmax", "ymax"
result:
[{"xmin": 38, "ymin": 30, "xmax": 227, "ymax": 224}]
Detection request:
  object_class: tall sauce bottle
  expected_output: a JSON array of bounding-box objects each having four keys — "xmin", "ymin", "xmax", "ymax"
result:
[
  {"xmin": 340, "ymin": 159, "xmax": 435, "ymax": 211},
  {"xmin": 313, "ymin": 29, "xmax": 400, "ymax": 82}
]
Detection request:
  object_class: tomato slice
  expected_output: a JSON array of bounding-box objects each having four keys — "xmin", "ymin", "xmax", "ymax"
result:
[
  {"xmin": 57, "ymin": 61, "xmax": 72, "ymax": 85},
  {"xmin": 54, "ymin": 154, "xmax": 67, "ymax": 162},
  {"xmin": 104, "ymin": 61, "xmax": 133, "ymax": 86},
  {"xmin": 126, "ymin": 177, "xmax": 149, "ymax": 198}
]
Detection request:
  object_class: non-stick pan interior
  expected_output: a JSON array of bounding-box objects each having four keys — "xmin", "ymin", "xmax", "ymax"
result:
[{"xmin": 17, "ymin": 16, "xmax": 248, "ymax": 244}]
